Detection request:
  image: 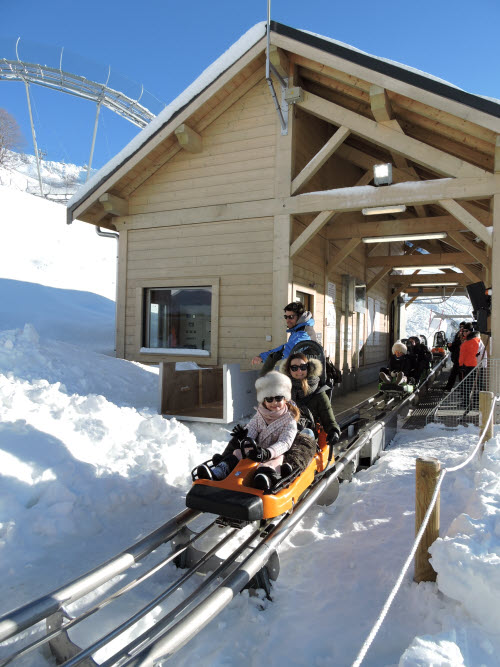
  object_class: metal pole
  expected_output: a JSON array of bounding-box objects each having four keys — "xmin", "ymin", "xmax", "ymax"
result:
[
  {"xmin": 86, "ymin": 100, "xmax": 102, "ymax": 181},
  {"xmin": 23, "ymin": 80, "xmax": 44, "ymax": 197}
]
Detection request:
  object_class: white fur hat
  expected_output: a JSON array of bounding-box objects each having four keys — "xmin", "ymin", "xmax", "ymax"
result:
[
  {"xmin": 255, "ymin": 370, "xmax": 292, "ymax": 403},
  {"xmin": 392, "ymin": 341, "xmax": 407, "ymax": 354}
]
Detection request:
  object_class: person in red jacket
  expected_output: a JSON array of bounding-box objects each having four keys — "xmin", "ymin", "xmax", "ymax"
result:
[{"xmin": 458, "ymin": 326, "xmax": 480, "ymax": 380}]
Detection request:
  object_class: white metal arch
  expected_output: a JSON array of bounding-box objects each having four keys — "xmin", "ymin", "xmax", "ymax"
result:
[{"xmin": 0, "ymin": 39, "xmax": 161, "ymax": 193}]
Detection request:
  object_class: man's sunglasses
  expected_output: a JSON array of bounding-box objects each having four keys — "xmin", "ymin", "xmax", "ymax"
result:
[
  {"xmin": 290, "ymin": 363, "xmax": 308, "ymax": 372},
  {"xmin": 283, "ymin": 314, "xmax": 296, "ymax": 320},
  {"xmin": 264, "ymin": 395, "xmax": 285, "ymax": 403}
]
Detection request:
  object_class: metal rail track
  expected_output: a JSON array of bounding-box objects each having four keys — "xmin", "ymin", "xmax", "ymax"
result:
[{"xmin": 0, "ymin": 356, "xmax": 448, "ymax": 666}]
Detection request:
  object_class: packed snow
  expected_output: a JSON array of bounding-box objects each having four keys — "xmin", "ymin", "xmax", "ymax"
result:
[{"xmin": 0, "ymin": 165, "xmax": 499, "ymax": 666}]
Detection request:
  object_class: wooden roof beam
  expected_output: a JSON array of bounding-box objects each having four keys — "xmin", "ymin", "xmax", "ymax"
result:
[
  {"xmin": 368, "ymin": 251, "xmax": 473, "ymax": 268},
  {"xmin": 285, "ymin": 175, "xmax": 499, "ymax": 216},
  {"xmin": 389, "ymin": 272, "xmax": 468, "ymax": 285},
  {"xmin": 297, "ymin": 92, "xmax": 487, "ymax": 178},
  {"xmin": 174, "ymin": 124, "xmax": 202, "ymax": 153},
  {"xmin": 327, "ymin": 237, "xmax": 362, "ymax": 273},
  {"xmin": 405, "ymin": 295, "xmax": 418, "ymax": 308},
  {"xmin": 446, "ymin": 231, "xmax": 489, "ymax": 265},
  {"xmin": 455, "ymin": 263, "xmax": 484, "ymax": 284},
  {"xmin": 439, "ymin": 199, "xmax": 492, "ymax": 247},
  {"xmin": 366, "ymin": 267, "xmax": 392, "ymax": 292},
  {"xmin": 269, "ymin": 45, "xmax": 289, "ymax": 79},
  {"xmin": 328, "ymin": 215, "xmax": 463, "ymax": 239},
  {"xmin": 290, "ymin": 170, "xmax": 371, "ymax": 257},
  {"xmin": 369, "ymin": 85, "xmax": 393, "ymax": 122},
  {"xmin": 291, "ymin": 125, "xmax": 350, "ymax": 194},
  {"xmin": 98, "ymin": 193, "xmax": 128, "ymax": 217}
]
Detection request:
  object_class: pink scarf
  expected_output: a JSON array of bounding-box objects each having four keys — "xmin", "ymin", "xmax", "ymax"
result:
[{"xmin": 257, "ymin": 403, "xmax": 288, "ymax": 424}]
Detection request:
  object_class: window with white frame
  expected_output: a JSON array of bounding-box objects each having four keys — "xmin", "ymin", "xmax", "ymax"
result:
[{"xmin": 143, "ymin": 286, "xmax": 212, "ymax": 355}]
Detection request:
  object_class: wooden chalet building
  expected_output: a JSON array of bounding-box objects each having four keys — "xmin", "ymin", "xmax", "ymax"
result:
[{"xmin": 68, "ymin": 22, "xmax": 500, "ymax": 420}]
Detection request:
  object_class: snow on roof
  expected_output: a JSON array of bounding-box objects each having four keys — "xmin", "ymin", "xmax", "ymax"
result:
[
  {"xmin": 68, "ymin": 21, "xmax": 500, "ymax": 215},
  {"xmin": 67, "ymin": 22, "xmax": 268, "ymax": 211}
]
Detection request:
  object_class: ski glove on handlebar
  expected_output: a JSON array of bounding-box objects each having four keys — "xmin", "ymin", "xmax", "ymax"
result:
[
  {"xmin": 327, "ymin": 428, "xmax": 341, "ymax": 445},
  {"xmin": 246, "ymin": 445, "xmax": 272, "ymax": 462}
]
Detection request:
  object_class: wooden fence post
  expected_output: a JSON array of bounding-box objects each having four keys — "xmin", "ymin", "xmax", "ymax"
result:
[
  {"xmin": 414, "ymin": 457, "xmax": 440, "ymax": 583},
  {"xmin": 479, "ymin": 391, "xmax": 495, "ymax": 446}
]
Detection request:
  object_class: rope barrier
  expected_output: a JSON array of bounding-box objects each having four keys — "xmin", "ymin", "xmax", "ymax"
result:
[{"xmin": 351, "ymin": 395, "xmax": 498, "ymax": 667}]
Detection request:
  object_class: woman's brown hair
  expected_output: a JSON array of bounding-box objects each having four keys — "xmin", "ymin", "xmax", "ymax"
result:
[
  {"xmin": 283, "ymin": 352, "xmax": 310, "ymax": 396},
  {"xmin": 286, "ymin": 401, "xmax": 300, "ymax": 422}
]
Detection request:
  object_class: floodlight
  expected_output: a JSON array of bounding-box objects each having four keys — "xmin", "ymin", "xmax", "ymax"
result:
[
  {"xmin": 373, "ymin": 163, "xmax": 392, "ymax": 186},
  {"xmin": 361, "ymin": 205, "xmax": 407, "ymax": 216}
]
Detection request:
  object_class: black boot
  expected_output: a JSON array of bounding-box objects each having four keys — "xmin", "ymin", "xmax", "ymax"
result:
[{"xmin": 254, "ymin": 466, "xmax": 279, "ymax": 491}]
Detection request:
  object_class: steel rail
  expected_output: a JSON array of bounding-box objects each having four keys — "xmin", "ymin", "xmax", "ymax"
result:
[
  {"xmin": 0, "ymin": 508, "xmax": 200, "ymax": 643},
  {"xmin": 100, "ymin": 526, "xmax": 267, "ymax": 667},
  {"xmin": 61, "ymin": 525, "xmax": 246, "ymax": 667},
  {"xmin": 0, "ymin": 518, "xmax": 218, "ymax": 666}
]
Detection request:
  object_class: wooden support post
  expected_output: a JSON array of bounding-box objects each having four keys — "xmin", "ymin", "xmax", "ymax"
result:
[
  {"xmin": 479, "ymin": 391, "xmax": 495, "ymax": 446},
  {"xmin": 414, "ymin": 457, "xmax": 441, "ymax": 583}
]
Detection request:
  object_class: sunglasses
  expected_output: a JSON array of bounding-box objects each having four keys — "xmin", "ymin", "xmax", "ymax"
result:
[
  {"xmin": 264, "ymin": 395, "xmax": 285, "ymax": 403},
  {"xmin": 283, "ymin": 314, "xmax": 296, "ymax": 320},
  {"xmin": 290, "ymin": 364, "xmax": 308, "ymax": 372}
]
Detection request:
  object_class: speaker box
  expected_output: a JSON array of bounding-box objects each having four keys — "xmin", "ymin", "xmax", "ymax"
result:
[{"xmin": 466, "ymin": 281, "xmax": 489, "ymax": 312}]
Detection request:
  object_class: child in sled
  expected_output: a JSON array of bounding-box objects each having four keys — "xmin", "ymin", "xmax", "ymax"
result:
[{"xmin": 196, "ymin": 371, "xmax": 300, "ymax": 490}]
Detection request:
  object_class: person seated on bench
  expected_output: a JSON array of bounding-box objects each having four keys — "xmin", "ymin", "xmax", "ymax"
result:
[{"xmin": 379, "ymin": 341, "xmax": 412, "ymax": 386}]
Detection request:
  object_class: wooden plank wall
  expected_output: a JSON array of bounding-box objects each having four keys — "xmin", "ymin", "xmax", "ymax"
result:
[
  {"xmin": 122, "ymin": 78, "xmax": 278, "ymax": 365},
  {"xmin": 125, "ymin": 218, "xmax": 274, "ymax": 363},
  {"xmin": 129, "ymin": 79, "xmax": 276, "ymax": 215}
]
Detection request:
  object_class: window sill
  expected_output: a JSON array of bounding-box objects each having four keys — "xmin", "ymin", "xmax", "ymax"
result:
[{"xmin": 140, "ymin": 347, "xmax": 210, "ymax": 357}]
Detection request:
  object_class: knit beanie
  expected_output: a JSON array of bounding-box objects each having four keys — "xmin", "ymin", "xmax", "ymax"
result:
[
  {"xmin": 392, "ymin": 341, "xmax": 407, "ymax": 354},
  {"xmin": 255, "ymin": 371, "xmax": 292, "ymax": 403}
]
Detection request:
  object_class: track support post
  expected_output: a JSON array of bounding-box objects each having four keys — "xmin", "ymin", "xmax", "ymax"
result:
[{"xmin": 414, "ymin": 457, "xmax": 440, "ymax": 583}]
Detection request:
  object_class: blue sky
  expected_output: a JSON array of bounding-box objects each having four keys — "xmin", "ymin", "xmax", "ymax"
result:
[{"xmin": 2, "ymin": 0, "xmax": 499, "ymax": 171}]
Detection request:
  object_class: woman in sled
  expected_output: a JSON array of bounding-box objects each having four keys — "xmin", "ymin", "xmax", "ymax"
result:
[
  {"xmin": 279, "ymin": 352, "xmax": 341, "ymax": 475},
  {"xmin": 196, "ymin": 371, "xmax": 299, "ymax": 490}
]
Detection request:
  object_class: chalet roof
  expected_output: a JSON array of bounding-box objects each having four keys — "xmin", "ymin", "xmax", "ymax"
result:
[{"xmin": 68, "ymin": 21, "xmax": 500, "ymax": 224}]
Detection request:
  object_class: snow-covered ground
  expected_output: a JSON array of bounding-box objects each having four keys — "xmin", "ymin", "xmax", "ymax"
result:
[
  {"xmin": 405, "ymin": 296, "xmax": 471, "ymax": 345},
  {"xmin": 0, "ymin": 165, "xmax": 499, "ymax": 666}
]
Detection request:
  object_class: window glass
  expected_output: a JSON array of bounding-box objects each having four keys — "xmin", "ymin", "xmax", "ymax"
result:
[
  {"xmin": 145, "ymin": 287, "xmax": 212, "ymax": 352},
  {"xmin": 295, "ymin": 290, "xmax": 313, "ymax": 314}
]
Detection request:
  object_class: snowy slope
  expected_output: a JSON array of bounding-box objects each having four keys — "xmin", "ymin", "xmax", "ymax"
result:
[
  {"xmin": 0, "ymin": 169, "xmax": 499, "ymax": 666},
  {"xmin": 406, "ymin": 296, "xmax": 471, "ymax": 343}
]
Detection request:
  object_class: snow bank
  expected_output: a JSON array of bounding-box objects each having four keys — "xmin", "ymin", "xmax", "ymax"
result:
[{"xmin": 429, "ymin": 436, "xmax": 500, "ymax": 634}]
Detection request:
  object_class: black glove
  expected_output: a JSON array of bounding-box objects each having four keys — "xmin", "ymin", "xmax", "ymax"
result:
[
  {"xmin": 327, "ymin": 428, "xmax": 340, "ymax": 445},
  {"xmin": 212, "ymin": 453, "xmax": 223, "ymax": 465},
  {"xmin": 230, "ymin": 424, "xmax": 248, "ymax": 441},
  {"xmin": 246, "ymin": 445, "xmax": 272, "ymax": 462}
]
